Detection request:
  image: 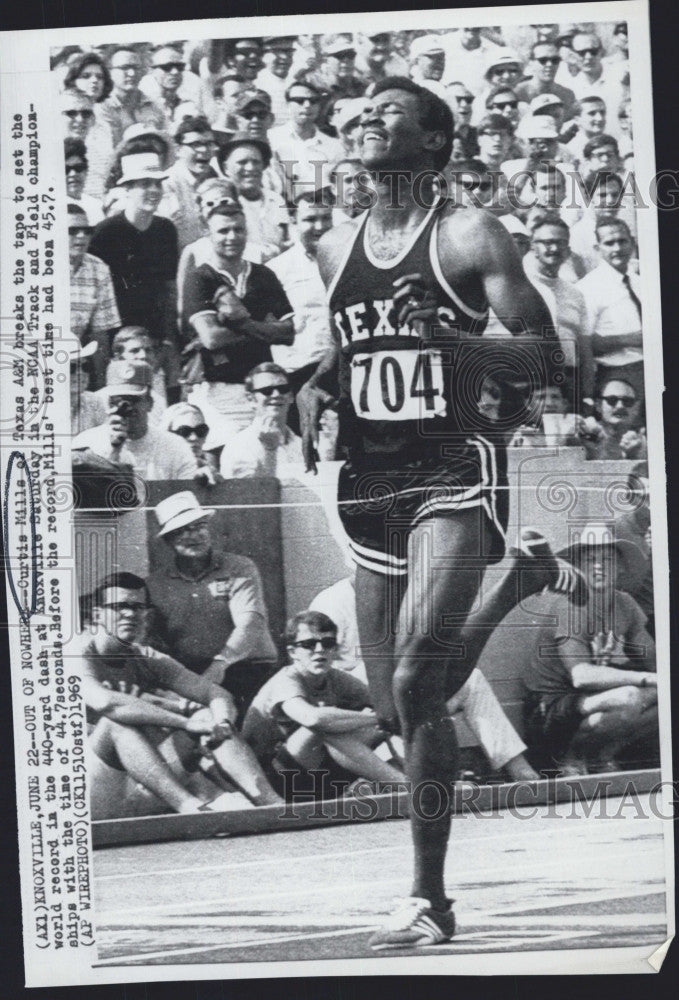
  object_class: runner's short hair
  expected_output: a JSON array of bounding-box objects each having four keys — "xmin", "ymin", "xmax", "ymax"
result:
[
  {"xmin": 370, "ymin": 76, "xmax": 454, "ymax": 170},
  {"xmin": 284, "ymin": 610, "xmax": 338, "ymax": 646}
]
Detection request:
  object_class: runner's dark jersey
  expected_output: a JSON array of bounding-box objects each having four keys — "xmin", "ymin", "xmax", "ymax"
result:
[{"xmin": 328, "ymin": 197, "xmax": 491, "ymax": 455}]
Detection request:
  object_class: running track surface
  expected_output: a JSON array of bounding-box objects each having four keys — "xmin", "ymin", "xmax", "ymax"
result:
[{"xmin": 93, "ymin": 794, "xmax": 668, "ymax": 967}]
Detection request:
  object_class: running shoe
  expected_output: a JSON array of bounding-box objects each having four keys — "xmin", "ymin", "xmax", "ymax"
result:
[
  {"xmin": 511, "ymin": 528, "xmax": 588, "ymax": 605},
  {"xmin": 369, "ymin": 897, "xmax": 456, "ymax": 950}
]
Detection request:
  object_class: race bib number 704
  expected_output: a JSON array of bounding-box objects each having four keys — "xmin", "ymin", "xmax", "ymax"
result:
[{"xmin": 350, "ymin": 349, "xmax": 448, "ymax": 421}]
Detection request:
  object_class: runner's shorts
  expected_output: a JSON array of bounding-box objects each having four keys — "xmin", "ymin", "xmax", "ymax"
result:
[{"xmin": 338, "ymin": 435, "xmax": 508, "ymax": 576}]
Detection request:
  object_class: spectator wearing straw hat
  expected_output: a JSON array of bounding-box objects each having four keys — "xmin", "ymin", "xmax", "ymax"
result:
[
  {"xmin": 73, "ymin": 359, "xmax": 198, "ymax": 481},
  {"xmin": 147, "ymin": 491, "xmax": 278, "ymax": 717},
  {"xmin": 522, "ymin": 522, "xmax": 657, "ymax": 775}
]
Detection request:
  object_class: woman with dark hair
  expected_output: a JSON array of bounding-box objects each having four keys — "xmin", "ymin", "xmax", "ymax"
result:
[
  {"xmin": 62, "ymin": 52, "xmax": 116, "ymax": 203},
  {"xmin": 64, "ymin": 51, "xmax": 114, "ymax": 103}
]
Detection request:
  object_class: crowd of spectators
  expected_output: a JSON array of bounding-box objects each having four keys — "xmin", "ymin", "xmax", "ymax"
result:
[
  {"xmin": 60, "ymin": 22, "xmax": 647, "ymax": 475},
  {"xmin": 57, "ymin": 24, "xmax": 658, "ymax": 817}
]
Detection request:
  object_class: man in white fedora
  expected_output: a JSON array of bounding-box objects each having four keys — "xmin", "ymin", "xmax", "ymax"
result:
[
  {"xmin": 522, "ymin": 522, "xmax": 657, "ymax": 775},
  {"xmin": 88, "ymin": 151, "xmax": 180, "ymax": 395},
  {"xmin": 147, "ymin": 491, "xmax": 279, "ymax": 726}
]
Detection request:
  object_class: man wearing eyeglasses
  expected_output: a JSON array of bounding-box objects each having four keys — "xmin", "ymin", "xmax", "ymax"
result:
[
  {"xmin": 219, "ymin": 362, "xmax": 303, "ymax": 478},
  {"xmin": 100, "ymin": 45, "xmax": 166, "ymax": 148},
  {"xmin": 139, "ymin": 43, "xmax": 208, "ymax": 126},
  {"xmin": 268, "ymin": 81, "xmax": 343, "ymax": 195},
  {"xmin": 67, "ymin": 203, "xmax": 120, "ymax": 391},
  {"xmin": 158, "ymin": 116, "xmax": 217, "ymax": 251},
  {"xmin": 80, "ymin": 570, "xmax": 282, "ymax": 818},
  {"xmin": 147, "ymin": 491, "xmax": 279, "ymax": 721},
  {"xmin": 515, "ymin": 41, "xmax": 577, "ymax": 121},
  {"xmin": 241, "ymin": 610, "xmax": 404, "ymax": 792}
]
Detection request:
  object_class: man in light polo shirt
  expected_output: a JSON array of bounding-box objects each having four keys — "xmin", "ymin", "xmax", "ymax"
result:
[
  {"xmin": 139, "ymin": 43, "xmax": 209, "ymax": 126},
  {"xmin": 147, "ymin": 491, "xmax": 278, "ymax": 717}
]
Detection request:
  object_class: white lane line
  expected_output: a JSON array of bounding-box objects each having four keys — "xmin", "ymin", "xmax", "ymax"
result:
[
  {"xmin": 95, "ymin": 815, "xmax": 663, "ymax": 883},
  {"xmin": 95, "ymin": 925, "xmax": 376, "ymax": 966},
  {"xmin": 96, "ymin": 842, "xmax": 664, "ymax": 920}
]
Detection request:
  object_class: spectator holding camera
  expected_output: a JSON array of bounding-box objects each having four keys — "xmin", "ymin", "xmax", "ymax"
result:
[{"xmin": 73, "ymin": 359, "xmax": 198, "ymax": 480}]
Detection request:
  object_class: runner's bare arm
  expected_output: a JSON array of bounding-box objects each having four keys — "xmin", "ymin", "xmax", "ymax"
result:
[{"xmin": 297, "ymin": 221, "xmax": 358, "ymax": 473}]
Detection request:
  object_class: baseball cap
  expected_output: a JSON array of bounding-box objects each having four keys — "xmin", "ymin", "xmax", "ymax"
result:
[
  {"xmin": 103, "ymin": 359, "xmax": 153, "ymax": 397},
  {"xmin": 218, "ymin": 131, "xmax": 272, "ymax": 168},
  {"xmin": 477, "ymin": 113, "xmax": 513, "ymax": 135},
  {"xmin": 235, "ymin": 88, "xmax": 273, "ymax": 114}
]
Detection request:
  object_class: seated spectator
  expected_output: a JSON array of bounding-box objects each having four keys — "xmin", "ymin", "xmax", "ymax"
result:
[
  {"xmin": 70, "ymin": 340, "xmax": 106, "ymax": 435},
  {"xmin": 64, "ymin": 138, "xmax": 104, "ymax": 225},
  {"xmin": 220, "ymin": 363, "xmax": 303, "ymax": 479},
  {"xmin": 73, "ymin": 359, "xmax": 199, "ymax": 480},
  {"xmin": 503, "ymin": 116, "xmax": 575, "ymax": 195},
  {"xmin": 523, "ymin": 214, "xmax": 595, "ymax": 404},
  {"xmin": 147, "ymin": 492, "xmax": 278, "ymax": 717},
  {"xmin": 309, "ymin": 575, "xmax": 538, "ymax": 782},
  {"xmin": 100, "ymin": 326, "xmax": 168, "ymax": 423},
  {"xmin": 162, "ymin": 401, "xmax": 223, "ymax": 484},
  {"xmin": 615, "ymin": 461, "xmax": 654, "ymax": 636},
  {"xmin": 158, "ymin": 115, "xmax": 218, "ymax": 251},
  {"xmin": 576, "ymin": 217, "xmax": 642, "ymax": 392},
  {"xmin": 180, "ymin": 197, "xmax": 293, "ymax": 425},
  {"xmin": 473, "ymin": 50, "xmax": 524, "ymax": 124},
  {"xmin": 241, "ymin": 611, "xmax": 404, "ymax": 791},
  {"xmin": 68, "ymin": 202, "xmax": 120, "ymax": 390},
  {"xmin": 522, "ymin": 524, "xmax": 657, "ymax": 774},
  {"xmin": 578, "ymin": 377, "xmax": 647, "ymax": 461},
  {"xmin": 80, "ymin": 571, "xmax": 283, "ymax": 818},
  {"xmin": 484, "ymin": 84, "xmax": 524, "ymax": 156},
  {"xmin": 215, "ymin": 133, "xmax": 291, "ymax": 262},
  {"xmin": 526, "ymin": 165, "xmax": 582, "ymax": 232}
]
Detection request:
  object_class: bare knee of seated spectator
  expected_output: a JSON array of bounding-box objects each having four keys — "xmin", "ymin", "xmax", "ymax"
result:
[{"xmin": 89, "ymin": 715, "xmax": 129, "ymax": 769}]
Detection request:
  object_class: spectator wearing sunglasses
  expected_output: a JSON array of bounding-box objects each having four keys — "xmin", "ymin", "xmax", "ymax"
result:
[
  {"xmin": 268, "ymin": 81, "xmax": 344, "ymax": 196},
  {"xmin": 579, "ymin": 379, "xmax": 646, "ymax": 461},
  {"xmin": 64, "ymin": 138, "xmax": 104, "ymax": 225},
  {"xmin": 515, "ymin": 41, "xmax": 577, "ymax": 121},
  {"xmin": 241, "ymin": 610, "xmax": 404, "ymax": 793},
  {"xmin": 60, "ymin": 88, "xmax": 115, "ymax": 203},
  {"xmin": 446, "ymin": 81, "xmax": 480, "ymax": 161},
  {"xmin": 139, "ymin": 44, "xmax": 209, "ymax": 126},
  {"xmin": 158, "ymin": 116, "xmax": 218, "ymax": 251},
  {"xmin": 63, "ymin": 54, "xmax": 117, "ymax": 200},
  {"xmin": 68, "ymin": 203, "xmax": 120, "ymax": 390},
  {"xmin": 162, "ymin": 402, "xmax": 222, "ymax": 484},
  {"xmin": 100, "ymin": 46, "xmax": 166, "ymax": 149},
  {"xmin": 219, "ymin": 363, "xmax": 303, "ymax": 479},
  {"xmin": 568, "ymin": 31, "xmax": 628, "ymax": 121}
]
